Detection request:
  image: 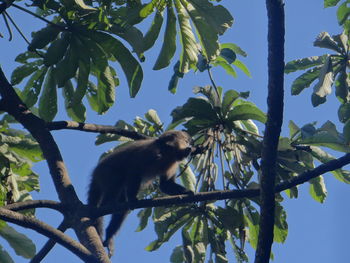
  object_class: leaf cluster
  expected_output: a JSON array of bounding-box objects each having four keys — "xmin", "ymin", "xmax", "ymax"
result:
[{"xmin": 0, "ymin": 117, "xmax": 41, "ymax": 262}]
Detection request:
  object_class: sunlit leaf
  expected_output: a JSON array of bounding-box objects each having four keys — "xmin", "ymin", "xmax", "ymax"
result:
[
  {"xmin": 311, "ymin": 55, "xmax": 334, "ymax": 107},
  {"xmin": 220, "ymin": 43, "xmax": 247, "ymax": 57},
  {"xmin": 309, "ymin": 176, "xmax": 327, "ymax": 203},
  {"xmin": 232, "ymin": 59, "xmax": 251, "ymax": 77},
  {"xmin": 285, "ymin": 55, "xmax": 327, "ymax": 74},
  {"xmin": 154, "ymin": 6, "xmax": 177, "ymax": 70},
  {"xmin": 227, "ymin": 102, "xmax": 266, "ymax": 123},
  {"xmin": 313, "ymin": 32, "xmax": 343, "ymax": 53},
  {"xmin": 175, "ymin": 0, "xmax": 199, "ymax": 73}
]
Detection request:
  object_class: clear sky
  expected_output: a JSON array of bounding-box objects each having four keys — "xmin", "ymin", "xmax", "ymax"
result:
[{"xmin": 1, "ymin": 0, "xmax": 349, "ymax": 262}]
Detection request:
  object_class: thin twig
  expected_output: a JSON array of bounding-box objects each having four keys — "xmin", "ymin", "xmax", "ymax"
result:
[
  {"xmin": 3, "ymin": 11, "xmax": 30, "ymax": 44},
  {"xmin": 12, "ymin": 3, "xmax": 67, "ymax": 30},
  {"xmin": 2, "ymin": 12, "xmax": 12, "ymax": 41},
  {"xmin": 30, "ymin": 220, "xmax": 69, "ymax": 263}
]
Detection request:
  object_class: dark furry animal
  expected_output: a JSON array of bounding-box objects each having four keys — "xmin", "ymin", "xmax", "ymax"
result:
[{"xmin": 88, "ymin": 130, "xmax": 193, "ymax": 257}]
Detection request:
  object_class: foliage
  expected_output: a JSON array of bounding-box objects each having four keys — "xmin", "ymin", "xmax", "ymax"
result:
[
  {"xmin": 0, "ymin": 0, "xmax": 349, "ymax": 262},
  {"xmin": 10, "ymin": 0, "xmax": 233, "ymax": 121},
  {"xmin": 0, "ymin": 116, "xmax": 41, "ymax": 261}
]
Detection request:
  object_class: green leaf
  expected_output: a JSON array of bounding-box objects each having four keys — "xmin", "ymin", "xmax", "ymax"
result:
[
  {"xmin": 179, "ymin": 165, "xmax": 196, "ymax": 192},
  {"xmin": 309, "ymin": 176, "xmax": 327, "ymax": 203},
  {"xmin": 343, "ymin": 119, "xmax": 350, "ymax": 144},
  {"xmin": 0, "ymin": 225, "xmax": 36, "ymax": 259},
  {"xmin": 15, "ymin": 51, "xmax": 42, "ymax": 64},
  {"xmin": 44, "ymin": 32, "xmax": 70, "ymax": 66},
  {"xmin": 74, "ymin": 0, "xmax": 97, "ymax": 10},
  {"xmin": 136, "ymin": 208, "xmax": 152, "ymax": 232},
  {"xmin": 28, "ymin": 26, "xmax": 60, "ymax": 51},
  {"xmin": 154, "ymin": 6, "xmax": 177, "ymax": 70},
  {"xmin": 220, "ymin": 43, "xmax": 247, "ymax": 57},
  {"xmin": 290, "ymin": 67, "xmax": 321, "ymax": 95},
  {"xmin": 91, "ymin": 32, "xmax": 143, "ymax": 97},
  {"xmin": 288, "ymin": 120, "xmax": 300, "ymax": 139},
  {"xmin": 96, "ymin": 66, "xmax": 115, "ymax": 114},
  {"xmin": 74, "ymin": 60, "xmax": 90, "ymax": 104},
  {"xmin": 145, "ymin": 109, "xmax": 162, "ymax": 126},
  {"xmin": 182, "ymin": 0, "xmax": 220, "ymax": 61},
  {"xmin": 314, "ymin": 32, "xmax": 343, "ymax": 53},
  {"xmin": 11, "ymin": 62, "xmax": 41, "ymax": 85},
  {"xmin": 171, "ymin": 97, "xmax": 218, "ymax": 123},
  {"xmin": 274, "ymin": 203, "xmax": 288, "ymax": 243},
  {"xmin": 146, "ymin": 208, "xmax": 193, "ymax": 251},
  {"xmin": 0, "ymin": 244, "xmax": 14, "ymax": 263},
  {"xmin": 143, "ymin": 11, "xmax": 164, "ymax": 52},
  {"xmin": 220, "ymin": 48, "xmax": 236, "ymax": 64},
  {"xmin": 244, "ymin": 208, "xmax": 259, "ymax": 249},
  {"xmin": 335, "ymin": 68, "xmax": 349, "ymax": 103},
  {"xmin": 299, "ymin": 126, "xmax": 350, "ymax": 153},
  {"xmin": 20, "ymin": 67, "xmax": 47, "ymax": 108},
  {"xmin": 212, "ymin": 60, "xmax": 237, "ymax": 78},
  {"xmin": 311, "ymin": 56, "xmax": 334, "ymax": 107},
  {"xmin": 338, "ymin": 102, "xmax": 350, "ymax": 123},
  {"xmin": 175, "ymin": 0, "xmax": 199, "ymax": 73},
  {"xmin": 222, "ymin": 89, "xmax": 240, "ymax": 116},
  {"xmin": 170, "ymin": 246, "xmax": 185, "ymax": 263},
  {"xmin": 3, "ymin": 135, "xmax": 43, "ymax": 162},
  {"xmin": 337, "ymin": 2, "xmax": 350, "ymax": 26},
  {"xmin": 227, "ymin": 102, "xmax": 266, "ymax": 123},
  {"xmin": 232, "ymin": 59, "xmax": 251, "ymax": 77},
  {"xmin": 310, "ymin": 146, "xmax": 350, "ymax": 184},
  {"xmin": 62, "ymin": 81, "xmax": 86, "ymax": 122},
  {"xmin": 285, "ymin": 55, "xmax": 327, "ymax": 74},
  {"xmin": 324, "ymin": 0, "xmax": 340, "ymax": 8},
  {"xmin": 38, "ymin": 68, "xmax": 57, "ymax": 121},
  {"xmin": 111, "ymin": 25, "xmax": 145, "ymax": 61},
  {"xmin": 54, "ymin": 45, "xmax": 79, "ymax": 87}
]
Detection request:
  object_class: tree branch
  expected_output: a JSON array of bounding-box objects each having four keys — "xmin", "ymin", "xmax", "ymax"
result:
[
  {"xmin": 47, "ymin": 121, "xmax": 150, "ymax": 140},
  {"xmin": 0, "ymin": 67, "xmax": 110, "ymax": 262},
  {"xmin": 95, "ymin": 152, "xmax": 350, "ymax": 216},
  {"xmin": 255, "ymin": 1, "xmax": 285, "ymax": 262},
  {"xmin": 4, "ymin": 200, "xmax": 64, "ymax": 212},
  {"xmin": 0, "ymin": 208, "xmax": 97, "ymax": 262},
  {"xmin": 30, "ymin": 220, "xmax": 69, "ymax": 263}
]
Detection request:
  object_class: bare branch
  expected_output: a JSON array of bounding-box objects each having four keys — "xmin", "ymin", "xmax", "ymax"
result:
[
  {"xmin": 0, "ymin": 208, "xmax": 97, "ymax": 262},
  {"xmin": 255, "ymin": 1, "xmax": 285, "ymax": 262},
  {"xmin": 47, "ymin": 121, "xmax": 150, "ymax": 140},
  {"xmin": 30, "ymin": 220, "xmax": 69, "ymax": 263},
  {"xmin": 94, "ymin": 152, "xmax": 350, "ymax": 216},
  {"xmin": 4, "ymin": 200, "xmax": 64, "ymax": 212}
]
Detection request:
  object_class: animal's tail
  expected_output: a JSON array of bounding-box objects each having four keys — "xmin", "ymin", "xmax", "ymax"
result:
[
  {"xmin": 103, "ymin": 206, "xmax": 130, "ymax": 257},
  {"xmin": 87, "ymin": 178, "xmax": 104, "ymax": 238}
]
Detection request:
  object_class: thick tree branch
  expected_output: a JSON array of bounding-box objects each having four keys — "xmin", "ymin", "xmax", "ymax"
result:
[
  {"xmin": 0, "ymin": 208, "xmax": 96, "ymax": 262},
  {"xmin": 46, "ymin": 121, "xmax": 149, "ymax": 140},
  {"xmin": 255, "ymin": 1, "xmax": 285, "ymax": 263},
  {"xmin": 0, "ymin": 68, "xmax": 109, "ymax": 262}
]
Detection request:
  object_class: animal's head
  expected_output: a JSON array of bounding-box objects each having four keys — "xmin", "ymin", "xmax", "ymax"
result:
[{"xmin": 157, "ymin": 130, "xmax": 193, "ymax": 160}]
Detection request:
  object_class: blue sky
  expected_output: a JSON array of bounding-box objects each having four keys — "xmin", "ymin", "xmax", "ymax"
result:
[{"xmin": 1, "ymin": 0, "xmax": 349, "ymax": 262}]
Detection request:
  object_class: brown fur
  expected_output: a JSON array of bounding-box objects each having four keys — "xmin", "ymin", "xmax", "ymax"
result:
[{"xmin": 88, "ymin": 130, "xmax": 193, "ymax": 257}]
